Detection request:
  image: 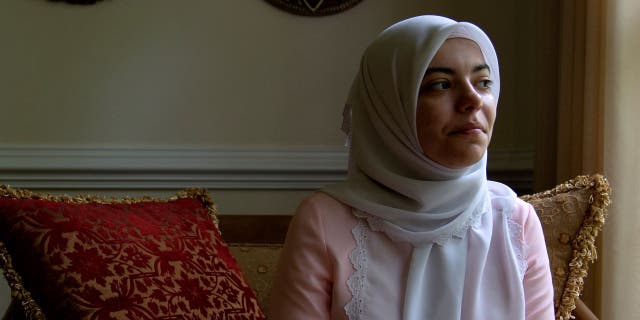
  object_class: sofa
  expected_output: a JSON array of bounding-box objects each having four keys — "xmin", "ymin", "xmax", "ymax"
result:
[{"xmin": 0, "ymin": 174, "xmax": 610, "ymax": 320}]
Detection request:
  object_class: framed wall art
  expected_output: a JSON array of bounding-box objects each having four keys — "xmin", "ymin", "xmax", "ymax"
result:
[
  {"xmin": 264, "ymin": 0, "xmax": 364, "ymax": 16},
  {"xmin": 48, "ymin": 0, "xmax": 103, "ymax": 4}
]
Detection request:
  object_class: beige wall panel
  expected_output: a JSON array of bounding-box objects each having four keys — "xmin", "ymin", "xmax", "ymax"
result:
[{"xmin": 0, "ymin": 0, "xmax": 536, "ymax": 151}]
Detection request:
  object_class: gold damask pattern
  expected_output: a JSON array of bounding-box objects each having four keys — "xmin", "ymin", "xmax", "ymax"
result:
[
  {"xmin": 0, "ymin": 186, "xmax": 265, "ymax": 320},
  {"xmin": 228, "ymin": 245, "xmax": 282, "ymax": 316},
  {"xmin": 520, "ymin": 174, "xmax": 610, "ymax": 320}
]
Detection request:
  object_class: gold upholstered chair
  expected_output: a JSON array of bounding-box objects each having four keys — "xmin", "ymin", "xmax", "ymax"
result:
[{"xmin": 228, "ymin": 174, "xmax": 611, "ymax": 320}]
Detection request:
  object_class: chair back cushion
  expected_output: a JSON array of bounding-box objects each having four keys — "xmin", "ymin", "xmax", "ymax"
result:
[{"xmin": 520, "ymin": 174, "xmax": 610, "ymax": 319}]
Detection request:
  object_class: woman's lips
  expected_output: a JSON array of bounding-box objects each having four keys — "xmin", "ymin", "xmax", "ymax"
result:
[{"xmin": 449, "ymin": 124, "xmax": 485, "ymax": 135}]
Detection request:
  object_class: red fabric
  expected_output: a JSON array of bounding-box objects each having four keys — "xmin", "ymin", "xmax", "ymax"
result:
[{"xmin": 0, "ymin": 197, "xmax": 265, "ymax": 320}]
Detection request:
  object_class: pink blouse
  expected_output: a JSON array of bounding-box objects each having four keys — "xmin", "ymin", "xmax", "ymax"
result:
[{"xmin": 270, "ymin": 186, "xmax": 554, "ymax": 320}]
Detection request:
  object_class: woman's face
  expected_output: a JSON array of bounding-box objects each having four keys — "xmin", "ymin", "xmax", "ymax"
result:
[{"xmin": 416, "ymin": 38, "xmax": 497, "ymax": 169}]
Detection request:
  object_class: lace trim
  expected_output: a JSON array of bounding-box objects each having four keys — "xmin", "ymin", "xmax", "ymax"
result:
[
  {"xmin": 502, "ymin": 198, "xmax": 528, "ymax": 278},
  {"xmin": 434, "ymin": 198, "xmax": 488, "ymax": 246},
  {"xmin": 354, "ymin": 198, "xmax": 489, "ymax": 247},
  {"xmin": 345, "ymin": 217, "xmax": 369, "ymax": 320}
]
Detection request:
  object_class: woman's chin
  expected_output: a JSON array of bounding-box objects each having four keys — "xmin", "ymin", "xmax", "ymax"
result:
[{"xmin": 433, "ymin": 147, "xmax": 487, "ymax": 169}]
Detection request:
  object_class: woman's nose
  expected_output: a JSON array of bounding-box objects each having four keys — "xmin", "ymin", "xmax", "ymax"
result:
[{"xmin": 456, "ymin": 84, "xmax": 483, "ymax": 112}]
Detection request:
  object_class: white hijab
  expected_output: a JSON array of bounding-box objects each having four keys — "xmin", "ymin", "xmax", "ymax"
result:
[
  {"xmin": 323, "ymin": 15, "xmax": 499, "ymax": 246},
  {"xmin": 322, "ymin": 16, "xmax": 520, "ymax": 320}
]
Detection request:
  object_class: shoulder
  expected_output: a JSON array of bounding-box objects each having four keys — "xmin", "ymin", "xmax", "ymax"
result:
[
  {"xmin": 297, "ymin": 191, "xmax": 353, "ymax": 214},
  {"xmin": 487, "ymin": 181, "xmax": 545, "ymax": 250},
  {"xmin": 487, "ymin": 181, "xmax": 535, "ymax": 221},
  {"xmin": 489, "ymin": 181, "xmax": 540, "ymax": 234},
  {"xmin": 487, "ymin": 181, "xmax": 547, "ymax": 280},
  {"xmin": 488, "ymin": 180, "xmax": 518, "ymax": 200},
  {"xmin": 292, "ymin": 192, "xmax": 359, "ymax": 234}
]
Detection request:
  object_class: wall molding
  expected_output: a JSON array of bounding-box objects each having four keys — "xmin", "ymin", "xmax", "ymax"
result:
[{"xmin": 0, "ymin": 147, "xmax": 533, "ymax": 190}]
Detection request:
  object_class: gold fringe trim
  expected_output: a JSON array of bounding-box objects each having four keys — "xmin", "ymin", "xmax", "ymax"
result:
[
  {"xmin": 0, "ymin": 242, "xmax": 46, "ymax": 319},
  {"xmin": 0, "ymin": 184, "xmax": 219, "ymax": 319},
  {"xmin": 520, "ymin": 174, "xmax": 611, "ymax": 320},
  {"xmin": 0, "ymin": 185, "xmax": 218, "ymax": 228}
]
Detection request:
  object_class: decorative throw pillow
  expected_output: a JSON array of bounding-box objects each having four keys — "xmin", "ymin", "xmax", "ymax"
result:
[
  {"xmin": 0, "ymin": 185, "xmax": 265, "ymax": 320},
  {"xmin": 520, "ymin": 174, "xmax": 611, "ymax": 320}
]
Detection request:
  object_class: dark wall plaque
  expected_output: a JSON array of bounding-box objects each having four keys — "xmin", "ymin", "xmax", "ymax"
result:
[{"xmin": 264, "ymin": 0, "xmax": 364, "ymax": 16}]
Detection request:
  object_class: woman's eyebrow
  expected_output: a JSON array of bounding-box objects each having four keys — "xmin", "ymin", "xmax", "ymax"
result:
[
  {"xmin": 424, "ymin": 63, "xmax": 491, "ymax": 76},
  {"xmin": 424, "ymin": 67, "xmax": 453, "ymax": 75},
  {"xmin": 473, "ymin": 63, "xmax": 490, "ymax": 73}
]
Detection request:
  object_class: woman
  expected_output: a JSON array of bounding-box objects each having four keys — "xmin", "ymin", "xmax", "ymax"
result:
[{"xmin": 270, "ymin": 15, "xmax": 554, "ymax": 320}]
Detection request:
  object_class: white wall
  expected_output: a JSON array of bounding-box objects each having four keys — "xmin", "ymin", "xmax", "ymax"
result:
[
  {"xmin": 0, "ymin": 0, "xmax": 425, "ymax": 147},
  {"xmin": 0, "ymin": 0, "xmax": 537, "ymax": 149}
]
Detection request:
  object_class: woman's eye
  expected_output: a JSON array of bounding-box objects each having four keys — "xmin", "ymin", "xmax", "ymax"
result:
[
  {"xmin": 425, "ymin": 81, "xmax": 451, "ymax": 91},
  {"xmin": 478, "ymin": 79, "xmax": 493, "ymax": 89}
]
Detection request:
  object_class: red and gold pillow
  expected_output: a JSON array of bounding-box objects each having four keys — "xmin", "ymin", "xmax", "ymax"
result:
[{"xmin": 0, "ymin": 185, "xmax": 265, "ymax": 320}]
